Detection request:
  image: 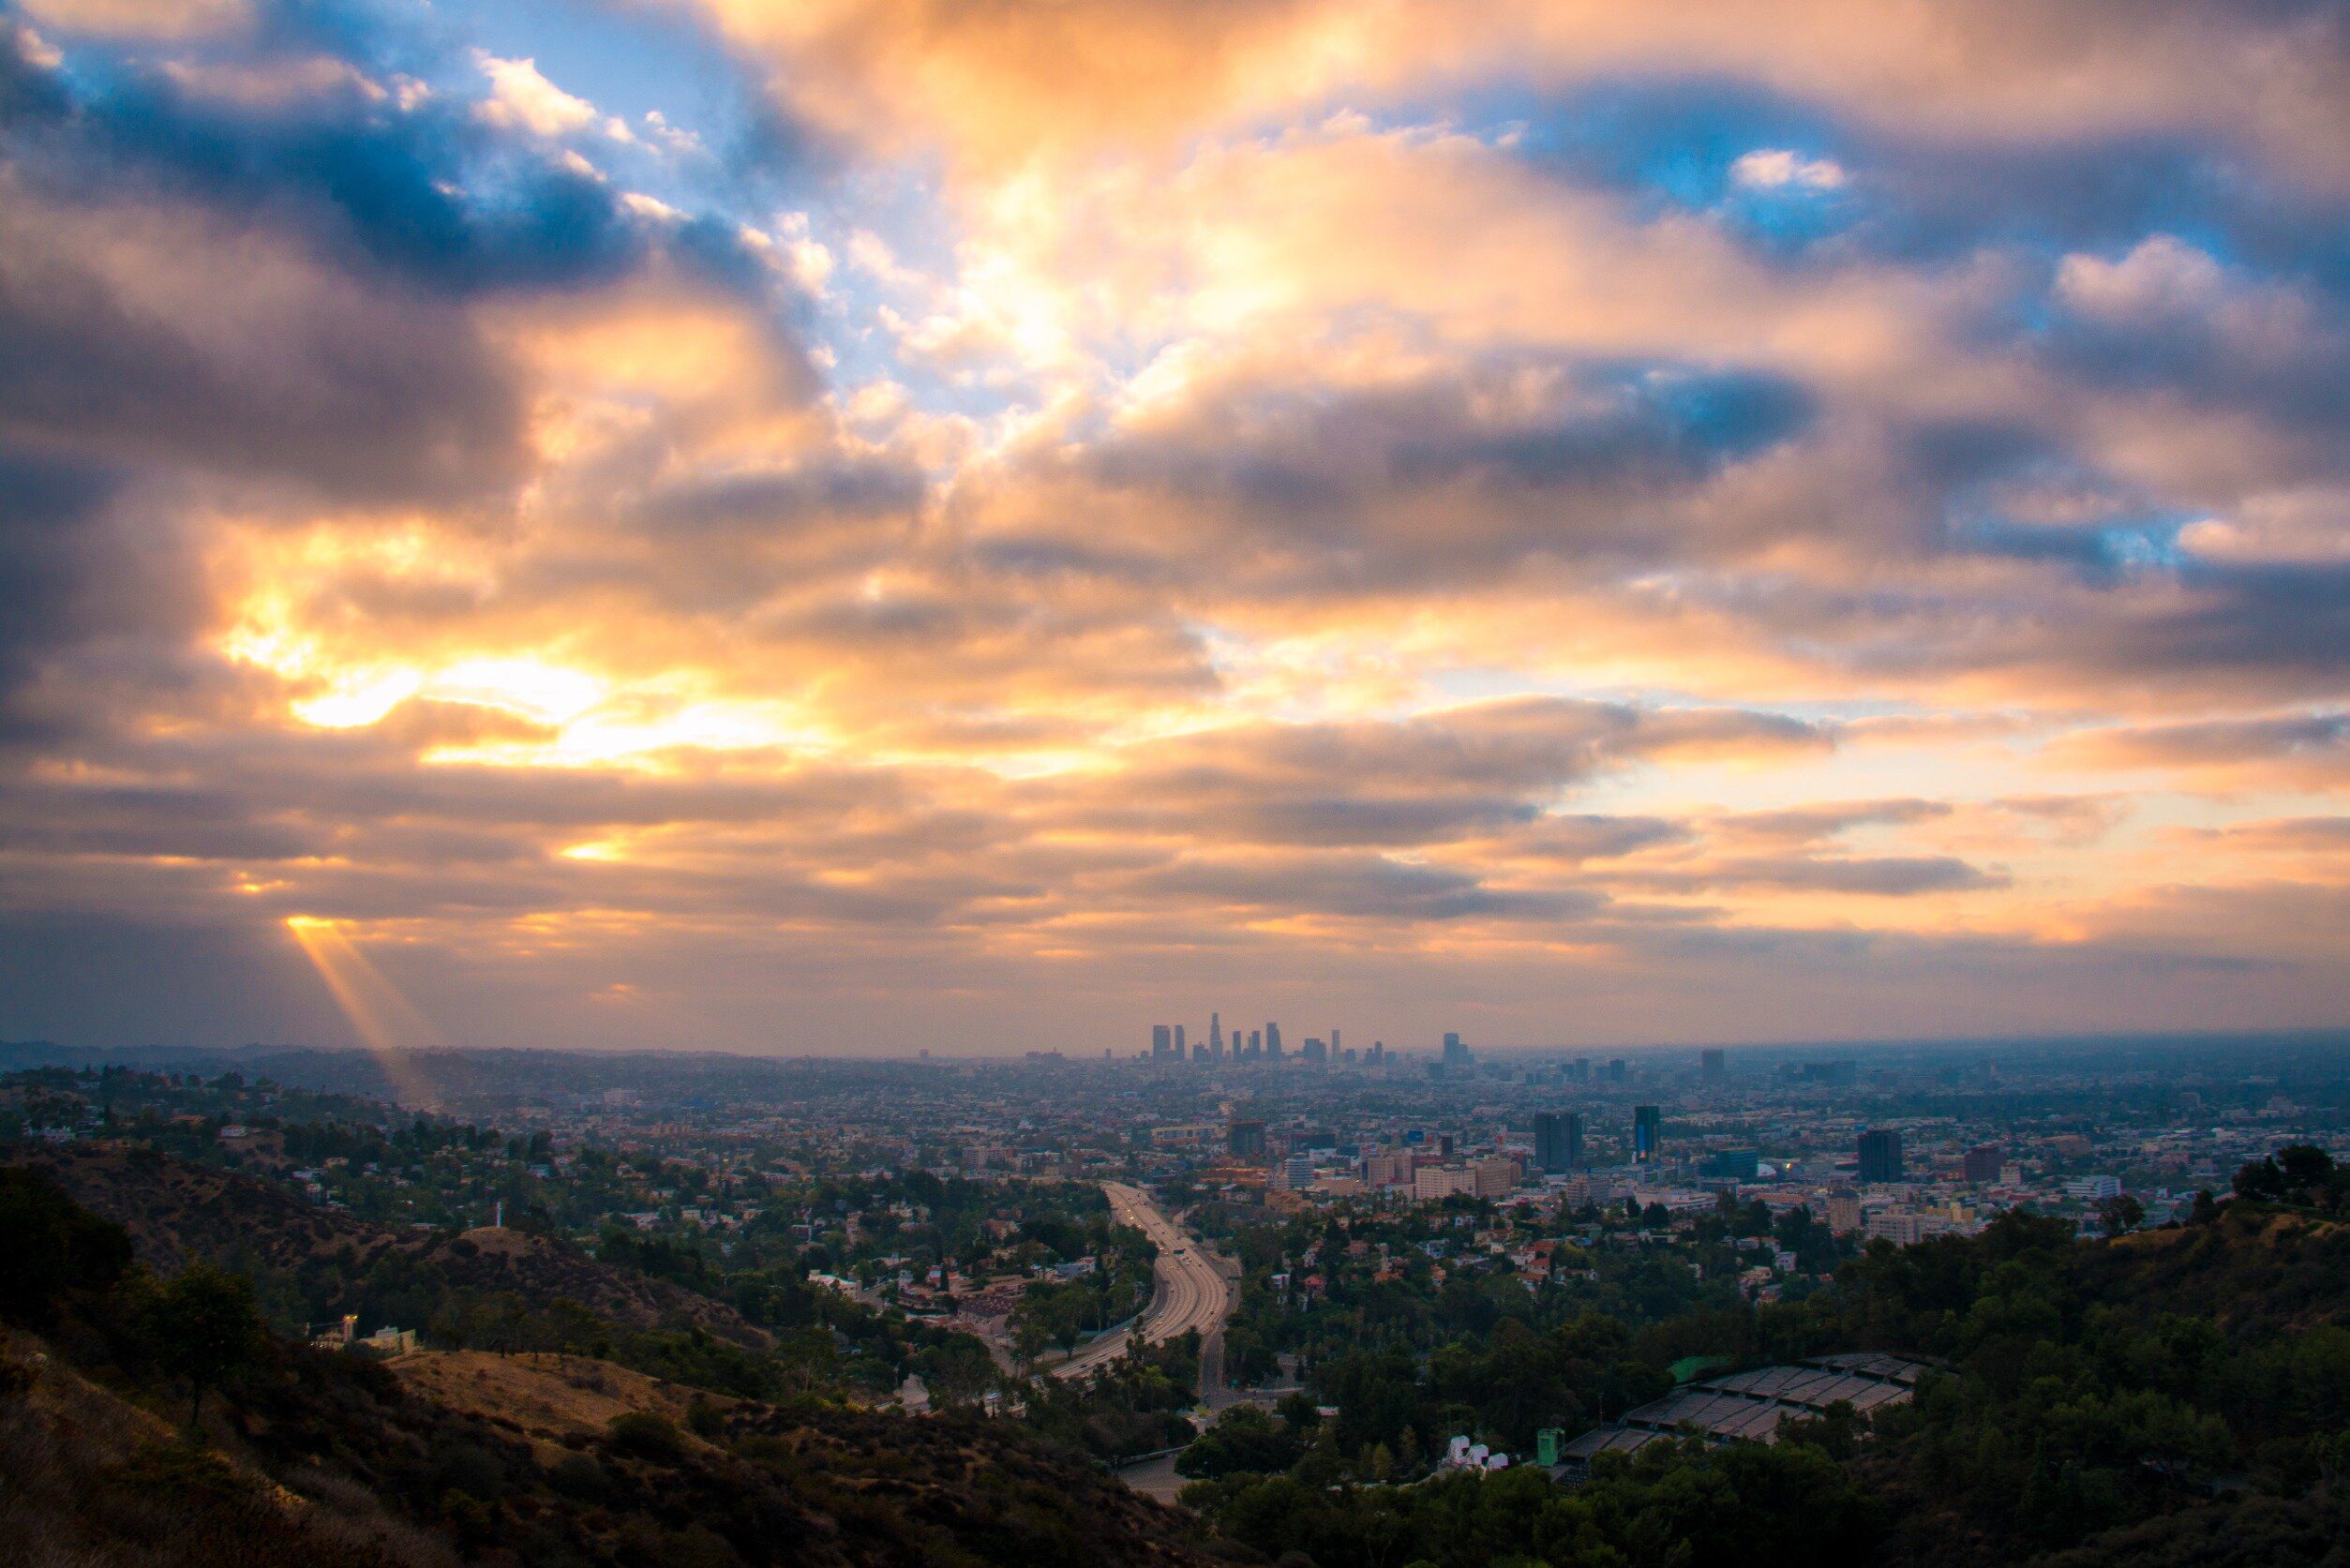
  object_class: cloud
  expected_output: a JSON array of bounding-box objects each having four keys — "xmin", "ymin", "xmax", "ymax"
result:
[
  {"xmin": 472, "ymin": 51, "xmax": 636, "ymax": 146},
  {"xmin": 16, "ymin": 0, "xmax": 247, "ymax": 38},
  {"xmin": 1729, "ymin": 148, "xmax": 1846, "ymax": 190},
  {"xmin": 3, "ymin": 0, "xmax": 2350, "ymax": 1053},
  {"xmin": 2048, "ymin": 712, "xmax": 2350, "ymax": 786},
  {"xmin": 693, "ymin": 0, "xmax": 2350, "ymax": 188}
]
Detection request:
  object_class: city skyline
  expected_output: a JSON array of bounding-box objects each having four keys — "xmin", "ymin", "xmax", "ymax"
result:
[{"xmin": 3, "ymin": 1, "xmax": 2348, "ymax": 1057}]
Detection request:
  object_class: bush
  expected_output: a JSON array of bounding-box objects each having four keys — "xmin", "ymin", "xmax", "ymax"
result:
[
  {"xmin": 546, "ymin": 1451, "xmax": 608, "ymax": 1501},
  {"xmin": 606, "ymin": 1411, "xmax": 686, "ymax": 1463}
]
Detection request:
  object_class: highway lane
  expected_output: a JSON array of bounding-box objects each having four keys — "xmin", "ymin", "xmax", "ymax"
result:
[{"xmin": 1049, "ymin": 1181, "xmax": 1235, "ymax": 1391}]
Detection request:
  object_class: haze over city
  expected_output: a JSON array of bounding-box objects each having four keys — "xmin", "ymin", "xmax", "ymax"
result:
[{"xmin": 3, "ymin": 0, "xmax": 2347, "ymax": 1058}]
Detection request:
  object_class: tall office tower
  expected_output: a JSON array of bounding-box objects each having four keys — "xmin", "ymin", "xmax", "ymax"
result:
[
  {"xmin": 1247, "ymin": 1030, "xmax": 1261, "ymax": 1059},
  {"xmin": 1266, "ymin": 1022, "xmax": 1282, "ymax": 1059},
  {"xmin": 1330, "ymin": 1028, "xmax": 1341, "ymax": 1056},
  {"xmin": 1193, "ymin": 1039, "xmax": 1209, "ymax": 1063},
  {"xmin": 1569, "ymin": 1056, "xmax": 1590, "ymax": 1083},
  {"xmin": 1858, "ymin": 1128, "xmax": 1906, "ymax": 1184},
  {"xmin": 1210, "ymin": 1012, "xmax": 1223, "ymax": 1058},
  {"xmin": 1174, "ymin": 1023, "xmax": 1186, "ymax": 1059},
  {"xmin": 1302, "ymin": 1037, "xmax": 1327, "ymax": 1065},
  {"xmin": 1699, "ymin": 1048, "xmax": 1727, "ymax": 1086},
  {"xmin": 1228, "ymin": 1119, "xmax": 1267, "ymax": 1159},
  {"xmin": 1633, "ymin": 1104, "xmax": 1662, "ymax": 1162},
  {"xmin": 1370, "ymin": 1040, "xmax": 1385, "ymax": 1064},
  {"xmin": 1442, "ymin": 1031, "xmax": 1473, "ymax": 1068},
  {"xmin": 1534, "ymin": 1111, "xmax": 1585, "ymax": 1172},
  {"xmin": 1152, "ymin": 1024, "xmax": 1172, "ymax": 1059},
  {"xmin": 1962, "ymin": 1143, "xmax": 2003, "ymax": 1184},
  {"xmin": 1608, "ymin": 1057, "xmax": 1628, "ymax": 1083}
]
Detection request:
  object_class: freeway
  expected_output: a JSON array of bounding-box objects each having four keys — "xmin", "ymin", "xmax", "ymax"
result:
[{"xmin": 1049, "ymin": 1181, "xmax": 1235, "ymax": 1391}]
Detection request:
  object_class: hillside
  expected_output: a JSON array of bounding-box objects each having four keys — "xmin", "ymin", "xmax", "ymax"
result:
[
  {"xmin": 2074, "ymin": 1206, "xmax": 2350, "ymax": 1333},
  {"xmin": 9, "ymin": 1142, "xmax": 765, "ymax": 1348},
  {"xmin": 0, "ymin": 1322, "xmax": 446, "ymax": 1567},
  {"xmin": 0, "ymin": 1162, "xmax": 1217, "ymax": 1567}
]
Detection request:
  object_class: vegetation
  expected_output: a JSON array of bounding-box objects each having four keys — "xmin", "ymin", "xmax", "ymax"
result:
[
  {"xmin": 1182, "ymin": 1202, "xmax": 2350, "ymax": 1567},
  {"xmin": 0, "ymin": 1160, "xmax": 1215, "ymax": 1566}
]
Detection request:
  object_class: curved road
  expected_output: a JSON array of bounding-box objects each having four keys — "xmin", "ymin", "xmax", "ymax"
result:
[{"xmin": 1050, "ymin": 1181, "xmax": 1235, "ymax": 1391}]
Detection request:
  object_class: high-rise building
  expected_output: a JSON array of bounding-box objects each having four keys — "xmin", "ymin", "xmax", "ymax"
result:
[
  {"xmin": 1413, "ymin": 1165, "xmax": 1475, "ymax": 1202},
  {"xmin": 1703, "ymin": 1148, "xmax": 1760, "ymax": 1180},
  {"xmin": 1608, "ymin": 1058, "xmax": 1628, "ymax": 1083},
  {"xmin": 1369, "ymin": 1039, "xmax": 1385, "ymax": 1065},
  {"xmin": 1699, "ymin": 1048, "xmax": 1727, "ymax": 1086},
  {"xmin": 1962, "ymin": 1144, "xmax": 2003, "ymax": 1184},
  {"xmin": 1209, "ymin": 1012, "xmax": 1223, "ymax": 1059},
  {"xmin": 1302, "ymin": 1037, "xmax": 1327, "ymax": 1065},
  {"xmin": 1471, "ymin": 1157, "xmax": 1519, "ymax": 1199},
  {"xmin": 1266, "ymin": 1022, "xmax": 1282, "ymax": 1059},
  {"xmin": 1151, "ymin": 1024, "xmax": 1172, "ymax": 1059},
  {"xmin": 1858, "ymin": 1128, "xmax": 1905, "ymax": 1185},
  {"xmin": 1174, "ymin": 1023, "xmax": 1186, "ymax": 1059},
  {"xmin": 1247, "ymin": 1029, "xmax": 1262, "ymax": 1059},
  {"xmin": 1569, "ymin": 1057, "xmax": 1590, "ymax": 1083},
  {"xmin": 1534, "ymin": 1111, "xmax": 1584, "ymax": 1172},
  {"xmin": 1442, "ymin": 1031, "xmax": 1473, "ymax": 1068},
  {"xmin": 1228, "ymin": 1120, "xmax": 1267, "ymax": 1159},
  {"xmin": 1633, "ymin": 1105, "xmax": 1662, "ymax": 1162}
]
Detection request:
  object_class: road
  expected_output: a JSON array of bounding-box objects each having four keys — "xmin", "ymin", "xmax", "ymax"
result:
[{"xmin": 1049, "ymin": 1181, "xmax": 1235, "ymax": 1391}]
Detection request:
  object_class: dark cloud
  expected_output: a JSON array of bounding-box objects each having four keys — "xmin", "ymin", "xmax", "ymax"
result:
[
  {"xmin": 990, "ymin": 352, "xmax": 1813, "ymax": 591},
  {"xmin": 0, "ymin": 178, "xmax": 526, "ymax": 497},
  {"xmin": 1628, "ymin": 853, "xmax": 2004, "ymax": 896},
  {"xmin": 1128, "ymin": 850, "xmax": 1605, "ymax": 923},
  {"xmin": 1721, "ymin": 799, "xmax": 1951, "ymax": 844},
  {"xmin": 2055, "ymin": 710, "xmax": 2350, "ymax": 776}
]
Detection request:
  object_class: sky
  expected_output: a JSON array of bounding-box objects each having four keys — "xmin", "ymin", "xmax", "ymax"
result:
[{"xmin": 1, "ymin": 0, "xmax": 2347, "ymax": 1058}]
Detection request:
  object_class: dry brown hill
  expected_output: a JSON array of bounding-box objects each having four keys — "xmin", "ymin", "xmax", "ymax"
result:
[
  {"xmin": 392, "ymin": 1348, "xmax": 736, "ymax": 1462},
  {"xmin": 0, "ymin": 1157, "xmax": 1219, "ymax": 1568},
  {"xmin": 0, "ymin": 1325, "xmax": 454, "ymax": 1568},
  {"xmin": 8, "ymin": 1142, "xmax": 766, "ymax": 1348},
  {"xmin": 2078, "ymin": 1204, "xmax": 2350, "ymax": 1331}
]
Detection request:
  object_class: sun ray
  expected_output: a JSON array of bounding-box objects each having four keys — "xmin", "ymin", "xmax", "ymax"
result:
[{"xmin": 284, "ymin": 917, "xmax": 442, "ymax": 1107}]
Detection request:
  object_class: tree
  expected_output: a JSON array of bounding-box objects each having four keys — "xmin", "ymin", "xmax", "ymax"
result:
[
  {"xmin": 0, "ymin": 1167, "xmax": 134, "ymax": 1327},
  {"xmin": 2234, "ymin": 1157, "xmax": 2286, "ymax": 1202},
  {"xmin": 1013, "ymin": 1317, "xmax": 1052, "ymax": 1374},
  {"xmin": 1177, "ymin": 1403, "xmax": 1305, "ymax": 1479},
  {"xmin": 2277, "ymin": 1144, "xmax": 2335, "ymax": 1189},
  {"xmin": 919, "ymin": 1334, "xmax": 998, "ymax": 1408},
  {"xmin": 2096, "ymin": 1195, "xmax": 2144, "ymax": 1236},
  {"xmin": 144, "ymin": 1263, "xmax": 266, "ymax": 1429}
]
